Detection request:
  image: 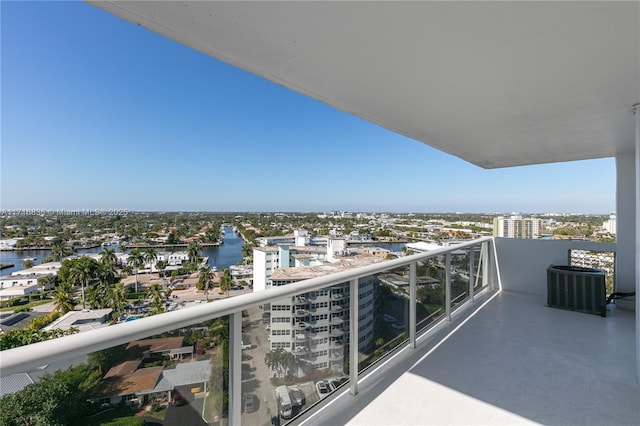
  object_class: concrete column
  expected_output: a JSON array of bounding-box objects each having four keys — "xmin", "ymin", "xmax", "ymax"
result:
[
  {"xmin": 615, "ymin": 149, "xmax": 637, "ymax": 308},
  {"xmin": 632, "ymin": 103, "xmax": 640, "ymax": 387}
]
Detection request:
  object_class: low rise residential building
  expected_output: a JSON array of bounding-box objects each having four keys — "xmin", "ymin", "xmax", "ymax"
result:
[{"xmin": 0, "ymin": 273, "xmax": 53, "ymax": 300}]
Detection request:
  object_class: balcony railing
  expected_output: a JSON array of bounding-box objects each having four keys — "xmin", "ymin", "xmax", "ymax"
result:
[{"xmin": 1, "ymin": 237, "xmax": 497, "ymax": 425}]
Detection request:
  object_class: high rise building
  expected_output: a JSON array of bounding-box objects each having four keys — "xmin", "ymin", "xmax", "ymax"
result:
[
  {"xmin": 603, "ymin": 213, "xmax": 617, "ymax": 235},
  {"xmin": 253, "ymin": 240, "xmax": 386, "ymax": 374},
  {"xmin": 493, "ymin": 215, "xmax": 542, "ymax": 239}
]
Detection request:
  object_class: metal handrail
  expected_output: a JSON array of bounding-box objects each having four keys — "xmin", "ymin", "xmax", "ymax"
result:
[{"xmin": 0, "ymin": 237, "xmax": 492, "ymax": 377}]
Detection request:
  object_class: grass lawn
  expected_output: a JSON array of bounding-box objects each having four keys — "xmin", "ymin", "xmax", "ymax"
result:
[{"xmin": 85, "ymin": 405, "xmax": 140, "ymax": 426}]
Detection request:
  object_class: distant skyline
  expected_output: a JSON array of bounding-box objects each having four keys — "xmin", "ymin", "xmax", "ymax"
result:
[{"xmin": 1, "ymin": 2, "xmax": 616, "ymax": 214}]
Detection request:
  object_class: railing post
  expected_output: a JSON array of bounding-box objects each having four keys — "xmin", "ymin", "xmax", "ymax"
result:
[
  {"xmin": 349, "ymin": 278, "xmax": 359, "ymax": 395},
  {"xmin": 409, "ymin": 262, "xmax": 417, "ymax": 348},
  {"xmin": 482, "ymin": 241, "xmax": 489, "ymax": 289},
  {"xmin": 469, "ymin": 246, "xmax": 475, "ymax": 303},
  {"xmin": 229, "ymin": 311, "xmax": 242, "ymax": 426},
  {"xmin": 445, "ymin": 253, "xmax": 451, "ymax": 321}
]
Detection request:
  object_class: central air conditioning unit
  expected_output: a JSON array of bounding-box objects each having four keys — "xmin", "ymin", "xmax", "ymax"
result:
[{"xmin": 547, "ymin": 265, "xmax": 606, "ymax": 317}]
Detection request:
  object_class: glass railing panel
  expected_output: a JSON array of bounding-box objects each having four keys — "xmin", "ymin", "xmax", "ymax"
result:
[
  {"xmin": 359, "ymin": 265, "xmax": 409, "ymax": 373},
  {"xmin": 472, "ymin": 243, "xmax": 487, "ymax": 292},
  {"xmin": 416, "ymin": 254, "xmax": 446, "ymax": 334},
  {"xmin": 258, "ymin": 283, "xmax": 351, "ymax": 423},
  {"xmin": 241, "ymin": 304, "xmax": 277, "ymax": 425},
  {"xmin": 1, "ymin": 238, "xmax": 494, "ymax": 426},
  {"xmin": 450, "ymin": 248, "xmax": 470, "ymax": 309}
]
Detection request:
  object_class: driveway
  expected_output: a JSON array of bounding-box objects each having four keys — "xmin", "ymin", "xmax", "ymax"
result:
[{"xmin": 163, "ymin": 385, "xmax": 208, "ymax": 426}]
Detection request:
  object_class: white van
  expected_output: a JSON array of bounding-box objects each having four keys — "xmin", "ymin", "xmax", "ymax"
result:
[{"xmin": 275, "ymin": 385, "xmax": 293, "ymax": 419}]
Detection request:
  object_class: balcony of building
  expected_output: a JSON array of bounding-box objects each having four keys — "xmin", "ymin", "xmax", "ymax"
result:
[
  {"xmin": 3, "ymin": 237, "xmax": 634, "ymax": 425},
  {"xmin": 3, "ymin": 2, "xmax": 639, "ymax": 424}
]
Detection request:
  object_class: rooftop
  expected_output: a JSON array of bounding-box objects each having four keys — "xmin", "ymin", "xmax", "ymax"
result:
[
  {"xmin": 43, "ymin": 308, "xmax": 112, "ymax": 332},
  {"xmin": 271, "ymin": 253, "xmax": 386, "ymax": 281}
]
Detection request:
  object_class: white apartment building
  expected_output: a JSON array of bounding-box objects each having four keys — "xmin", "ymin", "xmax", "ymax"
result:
[
  {"xmin": 252, "ymin": 245, "xmax": 327, "ymax": 291},
  {"xmin": 493, "ymin": 215, "xmax": 542, "ymax": 239},
  {"xmin": 0, "ymin": 274, "xmax": 54, "ymax": 300},
  {"xmin": 603, "ymin": 213, "xmax": 617, "ymax": 235},
  {"xmin": 256, "ymin": 230, "xmax": 328, "ymax": 248},
  {"xmin": 254, "ymin": 241, "xmax": 387, "ymax": 373}
]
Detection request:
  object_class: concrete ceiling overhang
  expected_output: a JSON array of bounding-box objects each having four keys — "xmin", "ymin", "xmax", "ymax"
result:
[{"xmin": 89, "ymin": 1, "xmax": 639, "ymax": 169}]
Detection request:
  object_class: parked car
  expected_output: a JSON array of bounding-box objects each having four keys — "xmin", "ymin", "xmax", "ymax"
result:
[
  {"xmin": 315, "ymin": 380, "xmax": 330, "ymax": 399},
  {"xmin": 243, "ymin": 393, "xmax": 255, "ymax": 413},
  {"xmin": 288, "ymin": 386, "xmax": 305, "ymax": 406},
  {"xmin": 391, "ymin": 322, "xmax": 405, "ymax": 330},
  {"xmin": 171, "ymin": 392, "xmax": 186, "ymax": 406},
  {"xmin": 383, "ymin": 314, "xmax": 396, "ymax": 323}
]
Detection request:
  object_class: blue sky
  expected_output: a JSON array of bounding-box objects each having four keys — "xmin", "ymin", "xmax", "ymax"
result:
[{"xmin": 1, "ymin": 2, "xmax": 616, "ymax": 214}]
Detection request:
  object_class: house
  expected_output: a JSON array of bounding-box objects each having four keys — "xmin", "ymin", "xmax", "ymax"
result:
[{"xmin": 0, "ymin": 274, "xmax": 51, "ymax": 300}]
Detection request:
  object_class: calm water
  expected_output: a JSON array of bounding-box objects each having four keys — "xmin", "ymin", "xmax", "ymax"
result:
[
  {"xmin": 203, "ymin": 226, "xmax": 244, "ymax": 269},
  {"xmin": 0, "ymin": 226, "xmax": 244, "ymax": 275},
  {"xmin": 0, "ymin": 229, "xmax": 402, "ymax": 275}
]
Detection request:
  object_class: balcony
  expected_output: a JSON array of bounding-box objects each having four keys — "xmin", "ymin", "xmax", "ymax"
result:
[
  {"xmin": 329, "ymin": 317, "xmax": 344, "ymax": 326},
  {"xmin": 76, "ymin": 4, "xmax": 639, "ymax": 423},
  {"xmin": 330, "ymin": 304, "xmax": 344, "ymax": 313},
  {"xmin": 1, "ymin": 238, "xmax": 637, "ymax": 426},
  {"xmin": 293, "ymin": 322, "xmax": 311, "ymax": 330}
]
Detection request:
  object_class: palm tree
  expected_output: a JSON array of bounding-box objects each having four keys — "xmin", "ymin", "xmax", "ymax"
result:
[
  {"xmin": 219, "ymin": 268, "xmax": 233, "ymax": 297},
  {"xmin": 50, "ymin": 238, "xmax": 74, "ymax": 261},
  {"xmin": 97, "ymin": 257, "xmax": 118, "ymax": 286},
  {"xmin": 144, "ymin": 247, "xmax": 158, "ymax": 273},
  {"xmin": 108, "ymin": 282, "xmax": 127, "ymax": 319},
  {"xmin": 69, "ymin": 257, "xmax": 98, "ymax": 310},
  {"xmin": 100, "ymin": 247, "xmax": 118, "ymax": 268},
  {"xmin": 281, "ymin": 350, "xmax": 295, "ymax": 378},
  {"xmin": 127, "ymin": 248, "xmax": 144, "ymax": 293},
  {"xmin": 241, "ymin": 244, "xmax": 252, "ymax": 259},
  {"xmin": 264, "ymin": 348, "xmax": 284, "ymax": 378},
  {"xmin": 85, "ymin": 284, "xmax": 106, "ymax": 309},
  {"xmin": 53, "ymin": 282, "xmax": 76, "ymax": 314},
  {"xmin": 187, "ymin": 241, "xmax": 201, "ymax": 264},
  {"xmin": 198, "ymin": 266, "xmax": 214, "ymax": 301},
  {"xmin": 147, "ymin": 283, "xmax": 165, "ymax": 315},
  {"xmin": 22, "ymin": 258, "xmax": 34, "ymax": 269}
]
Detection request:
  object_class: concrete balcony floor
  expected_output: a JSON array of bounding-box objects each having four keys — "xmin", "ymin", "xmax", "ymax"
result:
[{"xmin": 307, "ymin": 290, "xmax": 638, "ymax": 426}]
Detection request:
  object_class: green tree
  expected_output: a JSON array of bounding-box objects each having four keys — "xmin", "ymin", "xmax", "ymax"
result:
[
  {"xmin": 108, "ymin": 282, "xmax": 127, "ymax": 318},
  {"xmin": 187, "ymin": 241, "xmax": 201, "ymax": 264},
  {"xmin": 53, "ymin": 281, "xmax": 76, "ymax": 313},
  {"xmin": 127, "ymin": 248, "xmax": 144, "ymax": 293},
  {"xmin": 0, "ymin": 364, "xmax": 101, "ymax": 426},
  {"xmin": 144, "ymin": 247, "xmax": 158, "ymax": 272},
  {"xmin": 100, "ymin": 247, "xmax": 118, "ymax": 268},
  {"xmin": 68, "ymin": 256, "xmax": 99, "ymax": 310},
  {"xmin": 265, "ymin": 347, "xmax": 292, "ymax": 378},
  {"xmin": 198, "ymin": 265, "xmax": 214, "ymax": 301},
  {"xmin": 147, "ymin": 283, "xmax": 165, "ymax": 315},
  {"xmin": 167, "ymin": 231, "xmax": 179, "ymax": 245},
  {"xmin": 50, "ymin": 238, "xmax": 74, "ymax": 261},
  {"xmin": 155, "ymin": 259, "xmax": 168, "ymax": 275},
  {"xmin": 85, "ymin": 284, "xmax": 107, "ymax": 309},
  {"xmin": 21, "ymin": 258, "xmax": 34, "ymax": 269},
  {"xmin": 219, "ymin": 268, "xmax": 233, "ymax": 297},
  {"xmin": 241, "ymin": 244, "xmax": 253, "ymax": 259}
]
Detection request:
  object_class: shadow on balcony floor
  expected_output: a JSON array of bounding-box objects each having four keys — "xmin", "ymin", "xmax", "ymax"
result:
[{"xmin": 308, "ymin": 290, "xmax": 638, "ymax": 425}]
